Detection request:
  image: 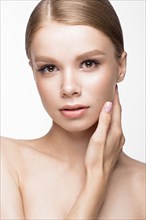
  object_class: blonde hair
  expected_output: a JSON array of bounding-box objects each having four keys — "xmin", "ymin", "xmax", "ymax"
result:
[{"xmin": 25, "ymin": 0, "xmax": 124, "ymax": 59}]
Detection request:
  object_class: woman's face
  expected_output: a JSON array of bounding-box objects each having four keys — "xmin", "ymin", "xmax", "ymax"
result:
[{"xmin": 30, "ymin": 22, "xmax": 125, "ymax": 132}]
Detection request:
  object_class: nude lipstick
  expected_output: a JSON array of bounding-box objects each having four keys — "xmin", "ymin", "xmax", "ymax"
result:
[{"xmin": 60, "ymin": 104, "xmax": 89, "ymax": 118}]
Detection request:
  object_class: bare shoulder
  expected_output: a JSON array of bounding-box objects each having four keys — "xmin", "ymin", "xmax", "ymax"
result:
[
  {"xmin": 1, "ymin": 136, "xmax": 24, "ymax": 178},
  {"xmin": 1, "ymin": 135, "xmax": 54, "ymax": 171},
  {"xmin": 119, "ymin": 152, "xmax": 145, "ymax": 182},
  {"xmin": 1, "ymin": 136, "xmax": 39, "ymax": 155},
  {"xmin": 1, "ymin": 136, "xmax": 21, "ymax": 150},
  {"xmin": 1, "ymin": 136, "xmax": 36, "ymax": 168},
  {"xmin": 1, "ymin": 136, "xmax": 20, "ymax": 160},
  {"xmin": 1, "ymin": 136, "xmax": 25, "ymax": 162},
  {"xmin": 117, "ymin": 152, "xmax": 145, "ymax": 217},
  {"xmin": 1, "ymin": 137, "xmax": 26, "ymax": 219},
  {"xmin": 117, "ymin": 153, "xmax": 145, "ymax": 190}
]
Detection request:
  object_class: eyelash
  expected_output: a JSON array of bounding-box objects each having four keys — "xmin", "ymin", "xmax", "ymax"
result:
[
  {"xmin": 37, "ymin": 59, "xmax": 100, "ymax": 74},
  {"xmin": 38, "ymin": 64, "xmax": 57, "ymax": 74},
  {"xmin": 80, "ymin": 59, "xmax": 100, "ymax": 70}
]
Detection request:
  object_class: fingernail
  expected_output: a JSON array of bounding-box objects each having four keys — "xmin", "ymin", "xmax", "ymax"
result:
[{"xmin": 104, "ymin": 102, "xmax": 113, "ymax": 113}]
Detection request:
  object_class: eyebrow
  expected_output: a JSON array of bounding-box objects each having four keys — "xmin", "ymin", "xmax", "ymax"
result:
[
  {"xmin": 76, "ymin": 49, "xmax": 106, "ymax": 60},
  {"xmin": 34, "ymin": 49, "xmax": 106, "ymax": 63}
]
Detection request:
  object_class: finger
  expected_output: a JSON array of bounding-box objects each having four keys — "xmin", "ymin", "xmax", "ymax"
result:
[
  {"xmin": 91, "ymin": 101, "xmax": 113, "ymax": 144},
  {"xmin": 105, "ymin": 86, "xmax": 124, "ymax": 155},
  {"xmin": 107, "ymin": 86, "xmax": 123, "ymax": 144},
  {"xmin": 110, "ymin": 85, "xmax": 122, "ymax": 129},
  {"xmin": 86, "ymin": 102, "xmax": 113, "ymax": 169}
]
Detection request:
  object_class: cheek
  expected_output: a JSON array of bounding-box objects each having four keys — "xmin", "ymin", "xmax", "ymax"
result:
[
  {"xmin": 84, "ymin": 73, "xmax": 116, "ymax": 104},
  {"xmin": 35, "ymin": 79, "xmax": 56, "ymax": 109},
  {"xmin": 98, "ymin": 78, "xmax": 115, "ymax": 101}
]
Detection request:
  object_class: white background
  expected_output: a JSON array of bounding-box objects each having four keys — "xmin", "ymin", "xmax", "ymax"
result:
[{"xmin": 1, "ymin": 0, "xmax": 145, "ymax": 162}]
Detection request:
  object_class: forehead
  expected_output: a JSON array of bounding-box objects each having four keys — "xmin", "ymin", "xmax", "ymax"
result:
[{"xmin": 30, "ymin": 21, "xmax": 115, "ymax": 60}]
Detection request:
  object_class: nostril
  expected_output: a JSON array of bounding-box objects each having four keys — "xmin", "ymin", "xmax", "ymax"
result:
[{"xmin": 61, "ymin": 87, "xmax": 82, "ymax": 98}]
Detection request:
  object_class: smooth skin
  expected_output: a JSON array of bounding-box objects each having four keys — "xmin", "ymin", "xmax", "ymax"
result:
[{"xmin": 1, "ymin": 22, "xmax": 145, "ymax": 220}]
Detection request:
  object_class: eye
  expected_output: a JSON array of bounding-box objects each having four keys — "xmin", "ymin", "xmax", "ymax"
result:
[
  {"xmin": 80, "ymin": 59, "xmax": 100, "ymax": 71},
  {"xmin": 38, "ymin": 64, "xmax": 57, "ymax": 74}
]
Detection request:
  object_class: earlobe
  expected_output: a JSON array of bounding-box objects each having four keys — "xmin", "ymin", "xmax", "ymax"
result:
[
  {"xmin": 117, "ymin": 51, "xmax": 127, "ymax": 83},
  {"xmin": 117, "ymin": 72, "xmax": 125, "ymax": 83},
  {"xmin": 29, "ymin": 61, "xmax": 32, "ymax": 67}
]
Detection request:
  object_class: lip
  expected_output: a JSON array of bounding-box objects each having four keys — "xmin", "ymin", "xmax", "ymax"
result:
[{"xmin": 59, "ymin": 104, "xmax": 89, "ymax": 118}]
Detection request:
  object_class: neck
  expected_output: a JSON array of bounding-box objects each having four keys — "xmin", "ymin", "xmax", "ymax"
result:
[{"xmin": 45, "ymin": 122, "xmax": 97, "ymax": 167}]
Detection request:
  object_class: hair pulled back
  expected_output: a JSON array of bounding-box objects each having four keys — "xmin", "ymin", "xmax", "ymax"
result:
[{"xmin": 25, "ymin": 0, "xmax": 124, "ymax": 59}]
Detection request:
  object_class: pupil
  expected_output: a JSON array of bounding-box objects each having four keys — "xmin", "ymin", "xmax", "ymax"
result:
[
  {"xmin": 49, "ymin": 65, "xmax": 54, "ymax": 71},
  {"xmin": 86, "ymin": 61, "xmax": 92, "ymax": 67}
]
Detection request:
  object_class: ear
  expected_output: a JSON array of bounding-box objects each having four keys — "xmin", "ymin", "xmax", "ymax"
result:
[
  {"xmin": 117, "ymin": 51, "xmax": 127, "ymax": 83},
  {"xmin": 29, "ymin": 60, "xmax": 32, "ymax": 67}
]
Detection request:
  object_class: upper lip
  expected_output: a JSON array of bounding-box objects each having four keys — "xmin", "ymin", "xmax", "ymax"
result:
[{"xmin": 60, "ymin": 104, "xmax": 89, "ymax": 110}]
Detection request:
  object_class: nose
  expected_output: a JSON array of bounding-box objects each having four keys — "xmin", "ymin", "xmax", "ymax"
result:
[{"xmin": 60, "ymin": 71, "xmax": 82, "ymax": 98}]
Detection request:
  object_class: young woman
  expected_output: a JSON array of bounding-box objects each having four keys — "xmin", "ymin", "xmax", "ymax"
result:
[{"xmin": 1, "ymin": 0, "xmax": 145, "ymax": 219}]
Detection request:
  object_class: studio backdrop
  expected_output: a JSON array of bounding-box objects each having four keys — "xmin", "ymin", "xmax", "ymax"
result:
[{"xmin": 1, "ymin": 0, "xmax": 145, "ymax": 162}]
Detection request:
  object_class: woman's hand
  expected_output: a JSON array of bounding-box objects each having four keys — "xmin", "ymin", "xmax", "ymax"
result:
[
  {"xmin": 85, "ymin": 86, "xmax": 125, "ymax": 180},
  {"xmin": 67, "ymin": 86, "xmax": 125, "ymax": 219}
]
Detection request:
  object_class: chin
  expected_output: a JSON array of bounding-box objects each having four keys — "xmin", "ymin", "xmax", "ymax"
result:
[{"xmin": 55, "ymin": 118, "xmax": 98, "ymax": 133}]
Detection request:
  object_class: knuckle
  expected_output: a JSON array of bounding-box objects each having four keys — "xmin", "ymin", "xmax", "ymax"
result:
[
  {"xmin": 91, "ymin": 136, "xmax": 104, "ymax": 147},
  {"xmin": 115, "ymin": 128, "xmax": 122, "ymax": 137},
  {"xmin": 113, "ymin": 127, "xmax": 122, "ymax": 140}
]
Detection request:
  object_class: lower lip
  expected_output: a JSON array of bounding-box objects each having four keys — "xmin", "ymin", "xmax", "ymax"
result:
[{"xmin": 60, "ymin": 108, "xmax": 88, "ymax": 118}]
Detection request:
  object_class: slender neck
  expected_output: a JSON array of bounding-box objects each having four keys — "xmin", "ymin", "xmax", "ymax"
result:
[{"xmin": 45, "ymin": 122, "xmax": 97, "ymax": 167}]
